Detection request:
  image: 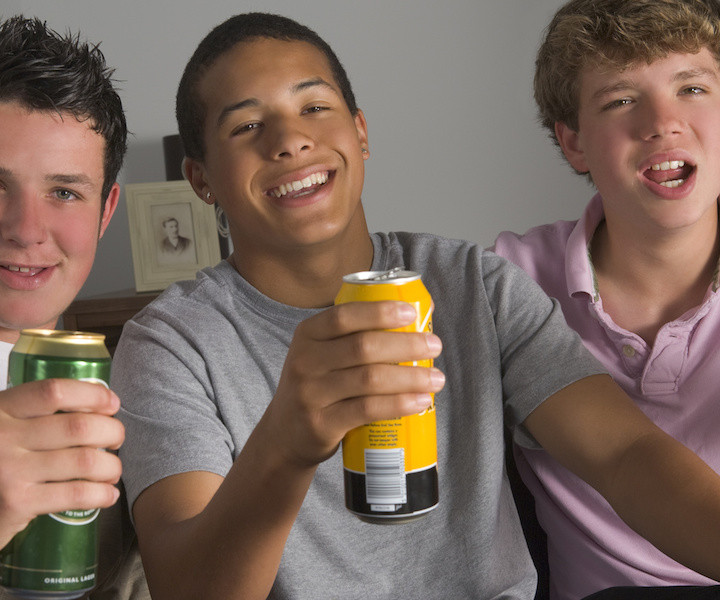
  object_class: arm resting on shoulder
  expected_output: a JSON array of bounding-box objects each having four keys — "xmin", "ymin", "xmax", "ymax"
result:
[{"xmin": 525, "ymin": 374, "xmax": 720, "ymax": 582}]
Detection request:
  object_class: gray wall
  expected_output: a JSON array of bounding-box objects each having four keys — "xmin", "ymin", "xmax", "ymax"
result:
[{"xmin": 7, "ymin": 0, "xmax": 592, "ymax": 299}]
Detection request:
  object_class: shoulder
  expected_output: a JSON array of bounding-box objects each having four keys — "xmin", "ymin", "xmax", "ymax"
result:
[
  {"xmin": 121, "ymin": 263, "xmax": 234, "ymax": 342},
  {"xmin": 383, "ymin": 230, "xmax": 536, "ymax": 275},
  {"xmin": 378, "ymin": 231, "xmax": 542, "ymax": 304},
  {"xmin": 381, "ymin": 230, "xmax": 485, "ymax": 269},
  {"xmin": 489, "ymin": 220, "xmax": 579, "ymax": 294},
  {"xmin": 492, "ymin": 220, "xmax": 576, "ymax": 266}
]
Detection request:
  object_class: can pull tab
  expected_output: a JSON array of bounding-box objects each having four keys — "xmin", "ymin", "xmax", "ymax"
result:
[{"xmin": 373, "ymin": 267, "xmax": 404, "ymax": 281}]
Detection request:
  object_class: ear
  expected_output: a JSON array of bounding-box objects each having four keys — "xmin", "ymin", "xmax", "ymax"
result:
[
  {"xmin": 354, "ymin": 109, "xmax": 369, "ymax": 159},
  {"xmin": 555, "ymin": 121, "xmax": 589, "ymax": 174},
  {"xmin": 98, "ymin": 182, "xmax": 120, "ymax": 239},
  {"xmin": 183, "ymin": 157, "xmax": 215, "ymax": 206}
]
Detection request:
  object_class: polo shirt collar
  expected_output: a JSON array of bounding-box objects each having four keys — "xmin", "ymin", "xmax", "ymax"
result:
[
  {"xmin": 565, "ymin": 193, "xmax": 604, "ymax": 302},
  {"xmin": 566, "ymin": 193, "xmax": 720, "ymax": 302}
]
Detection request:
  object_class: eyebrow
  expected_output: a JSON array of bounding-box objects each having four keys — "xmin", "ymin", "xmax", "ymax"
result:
[
  {"xmin": 48, "ymin": 173, "xmax": 95, "ymax": 188},
  {"xmin": 591, "ymin": 67, "xmax": 719, "ymax": 101},
  {"xmin": 674, "ymin": 67, "xmax": 719, "ymax": 82},
  {"xmin": 216, "ymin": 77, "xmax": 339, "ymax": 127},
  {"xmin": 0, "ymin": 167, "xmax": 95, "ymax": 189}
]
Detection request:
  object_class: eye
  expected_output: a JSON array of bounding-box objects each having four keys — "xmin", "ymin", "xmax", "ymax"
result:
[
  {"xmin": 231, "ymin": 121, "xmax": 263, "ymax": 136},
  {"xmin": 602, "ymin": 97, "xmax": 633, "ymax": 111},
  {"xmin": 681, "ymin": 85, "xmax": 706, "ymax": 95},
  {"xmin": 54, "ymin": 189, "xmax": 78, "ymax": 202},
  {"xmin": 303, "ymin": 105, "xmax": 330, "ymax": 115}
]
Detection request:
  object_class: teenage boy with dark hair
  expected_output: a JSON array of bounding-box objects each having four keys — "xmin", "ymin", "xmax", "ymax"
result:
[
  {"xmin": 493, "ymin": 0, "xmax": 720, "ymax": 598},
  {"xmin": 0, "ymin": 15, "xmax": 148, "ymax": 599},
  {"xmin": 114, "ymin": 12, "xmax": 720, "ymax": 600}
]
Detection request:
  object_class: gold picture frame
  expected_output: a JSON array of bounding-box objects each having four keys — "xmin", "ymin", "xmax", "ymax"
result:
[{"xmin": 125, "ymin": 180, "xmax": 221, "ymax": 292}]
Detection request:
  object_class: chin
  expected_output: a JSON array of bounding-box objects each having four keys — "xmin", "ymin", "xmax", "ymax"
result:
[{"xmin": 0, "ymin": 301, "xmax": 62, "ymax": 333}]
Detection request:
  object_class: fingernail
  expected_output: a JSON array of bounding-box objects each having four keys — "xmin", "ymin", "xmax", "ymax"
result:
[
  {"xmin": 426, "ymin": 334, "xmax": 442, "ymax": 353},
  {"xmin": 397, "ymin": 302, "xmax": 416, "ymax": 320},
  {"xmin": 430, "ymin": 369, "xmax": 445, "ymax": 389},
  {"xmin": 415, "ymin": 394, "xmax": 433, "ymax": 410}
]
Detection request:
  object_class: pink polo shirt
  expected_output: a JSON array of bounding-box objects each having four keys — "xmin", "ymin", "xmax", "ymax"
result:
[{"xmin": 493, "ymin": 193, "xmax": 720, "ymax": 600}]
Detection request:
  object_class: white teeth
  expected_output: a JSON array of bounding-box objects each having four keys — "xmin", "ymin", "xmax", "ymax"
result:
[
  {"xmin": 7, "ymin": 266, "xmax": 31, "ymax": 273},
  {"xmin": 660, "ymin": 179, "xmax": 685, "ymax": 188},
  {"xmin": 651, "ymin": 160, "xmax": 685, "ymax": 171},
  {"xmin": 271, "ymin": 171, "xmax": 329, "ymax": 198}
]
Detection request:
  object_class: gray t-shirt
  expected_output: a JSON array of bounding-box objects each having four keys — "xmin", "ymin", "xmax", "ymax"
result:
[{"xmin": 113, "ymin": 231, "xmax": 605, "ymax": 599}]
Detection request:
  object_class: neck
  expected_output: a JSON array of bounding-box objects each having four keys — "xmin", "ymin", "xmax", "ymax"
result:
[
  {"xmin": 594, "ymin": 211, "xmax": 719, "ymax": 292},
  {"xmin": 591, "ymin": 210, "xmax": 720, "ymax": 344},
  {"xmin": 229, "ymin": 206, "xmax": 373, "ymax": 308}
]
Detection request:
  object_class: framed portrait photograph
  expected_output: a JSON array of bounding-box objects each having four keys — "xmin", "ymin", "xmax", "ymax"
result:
[{"xmin": 125, "ymin": 180, "xmax": 222, "ymax": 292}]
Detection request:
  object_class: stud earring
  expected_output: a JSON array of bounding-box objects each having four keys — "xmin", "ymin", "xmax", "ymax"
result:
[
  {"xmin": 206, "ymin": 192, "xmax": 212, "ymax": 200},
  {"xmin": 361, "ymin": 148, "xmax": 368, "ymax": 154}
]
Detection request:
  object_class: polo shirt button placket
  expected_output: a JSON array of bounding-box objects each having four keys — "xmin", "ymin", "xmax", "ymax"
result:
[
  {"xmin": 622, "ymin": 344, "xmax": 636, "ymax": 358},
  {"xmin": 641, "ymin": 330, "xmax": 688, "ymax": 395},
  {"xmin": 618, "ymin": 340, "xmax": 645, "ymax": 377}
]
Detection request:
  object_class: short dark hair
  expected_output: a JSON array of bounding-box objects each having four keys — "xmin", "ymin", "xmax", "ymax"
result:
[
  {"xmin": 0, "ymin": 15, "xmax": 128, "ymax": 202},
  {"xmin": 177, "ymin": 12, "xmax": 358, "ymax": 161}
]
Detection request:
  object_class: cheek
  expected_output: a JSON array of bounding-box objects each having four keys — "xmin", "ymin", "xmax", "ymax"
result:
[
  {"xmin": 208, "ymin": 157, "xmax": 255, "ymax": 200},
  {"xmin": 581, "ymin": 130, "xmax": 625, "ymax": 173},
  {"xmin": 56, "ymin": 215, "xmax": 100, "ymax": 266},
  {"xmin": 701, "ymin": 114, "xmax": 720, "ymax": 150}
]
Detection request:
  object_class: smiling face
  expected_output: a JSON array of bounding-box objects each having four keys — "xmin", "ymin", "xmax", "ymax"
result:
[
  {"xmin": 556, "ymin": 49, "xmax": 720, "ymax": 237},
  {"xmin": 0, "ymin": 102, "xmax": 118, "ymax": 341},
  {"xmin": 185, "ymin": 37, "xmax": 369, "ymax": 267}
]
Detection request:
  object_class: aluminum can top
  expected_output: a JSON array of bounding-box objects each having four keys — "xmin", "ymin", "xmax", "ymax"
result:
[
  {"xmin": 341, "ymin": 267, "xmax": 420, "ymax": 285},
  {"xmin": 14, "ymin": 329, "xmax": 109, "ymax": 359}
]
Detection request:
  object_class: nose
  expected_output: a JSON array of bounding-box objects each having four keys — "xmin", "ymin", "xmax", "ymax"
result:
[
  {"xmin": 639, "ymin": 97, "xmax": 685, "ymax": 141},
  {"xmin": 265, "ymin": 116, "xmax": 314, "ymax": 160},
  {"xmin": 0, "ymin": 192, "xmax": 48, "ymax": 247}
]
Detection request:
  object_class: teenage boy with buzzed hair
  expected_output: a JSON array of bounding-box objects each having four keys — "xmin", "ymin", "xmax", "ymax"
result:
[
  {"xmin": 0, "ymin": 15, "xmax": 148, "ymax": 599},
  {"xmin": 494, "ymin": 0, "xmax": 720, "ymax": 598},
  {"xmin": 115, "ymin": 11, "xmax": 720, "ymax": 600}
]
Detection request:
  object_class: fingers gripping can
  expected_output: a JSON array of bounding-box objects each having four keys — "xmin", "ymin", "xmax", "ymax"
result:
[
  {"xmin": 335, "ymin": 268, "xmax": 439, "ymax": 523},
  {"xmin": 0, "ymin": 329, "xmax": 111, "ymax": 599}
]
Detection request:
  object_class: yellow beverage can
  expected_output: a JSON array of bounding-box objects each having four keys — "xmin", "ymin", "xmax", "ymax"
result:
[{"xmin": 334, "ymin": 268, "xmax": 438, "ymax": 523}]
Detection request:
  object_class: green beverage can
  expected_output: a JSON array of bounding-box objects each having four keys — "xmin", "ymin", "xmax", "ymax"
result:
[{"xmin": 0, "ymin": 329, "xmax": 111, "ymax": 599}]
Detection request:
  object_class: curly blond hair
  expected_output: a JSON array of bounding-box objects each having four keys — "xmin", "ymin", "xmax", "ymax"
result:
[{"xmin": 535, "ymin": 0, "xmax": 720, "ymax": 148}]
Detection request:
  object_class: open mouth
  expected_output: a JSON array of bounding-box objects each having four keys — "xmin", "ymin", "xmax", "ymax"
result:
[
  {"xmin": 1, "ymin": 264, "xmax": 46, "ymax": 276},
  {"xmin": 644, "ymin": 160, "xmax": 695, "ymax": 189},
  {"xmin": 267, "ymin": 171, "xmax": 331, "ymax": 198}
]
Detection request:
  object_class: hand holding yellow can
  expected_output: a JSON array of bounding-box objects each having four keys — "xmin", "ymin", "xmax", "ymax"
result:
[{"xmin": 335, "ymin": 268, "xmax": 439, "ymax": 524}]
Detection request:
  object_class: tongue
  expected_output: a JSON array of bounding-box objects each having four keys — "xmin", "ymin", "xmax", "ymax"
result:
[
  {"xmin": 645, "ymin": 165, "xmax": 692, "ymax": 184},
  {"xmin": 283, "ymin": 184, "xmax": 320, "ymax": 199}
]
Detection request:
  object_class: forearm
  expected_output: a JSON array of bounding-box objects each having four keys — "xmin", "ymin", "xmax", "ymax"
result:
[
  {"xmin": 136, "ymin": 420, "xmax": 318, "ymax": 600},
  {"xmin": 527, "ymin": 375, "xmax": 720, "ymax": 582},
  {"xmin": 602, "ymin": 431, "xmax": 720, "ymax": 581}
]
